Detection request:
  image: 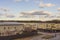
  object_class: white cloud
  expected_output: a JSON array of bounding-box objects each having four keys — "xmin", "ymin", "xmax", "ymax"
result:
[
  {"xmin": 14, "ymin": 0, "xmax": 22, "ymax": 2},
  {"xmin": 21, "ymin": 10, "xmax": 51, "ymax": 16},
  {"xmin": 25, "ymin": 0, "xmax": 29, "ymax": 2},
  {"xmin": 57, "ymin": 8, "xmax": 60, "ymax": 11},
  {"xmin": 14, "ymin": 0, "xmax": 29, "ymax": 2},
  {"xmin": 0, "ymin": 8, "xmax": 11, "ymax": 17},
  {"xmin": 39, "ymin": 3, "xmax": 56, "ymax": 8},
  {"xmin": 19, "ymin": 10, "xmax": 53, "ymax": 20},
  {"xmin": 45, "ymin": 3, "xmax": 56, "ymax": 7},
  {"xmin": 0, "ymin": 8, "xmax": 10, "ymax": 12},
  {"xmin": 0, "ymin": 13, "xmax": 4, "ymax": 17},
  {"xmin": 4, "ymin": 13, "xmax": 15, "ymax": 18},
  {"xmin": 19, "ymin": 10, "xmax": 60, "ymax": 21},
  {"xmin": 34, "ymin": 0, "xmax": 56, "ymax": 8},
  {"xmin": 0, "ymin": 8, "xmax": 16, "ymax": 18}
]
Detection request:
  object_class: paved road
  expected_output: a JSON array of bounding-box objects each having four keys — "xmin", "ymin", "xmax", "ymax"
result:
[{"xmin": 14, "ymin": 32, "xmax": 60, "ymax": 40}]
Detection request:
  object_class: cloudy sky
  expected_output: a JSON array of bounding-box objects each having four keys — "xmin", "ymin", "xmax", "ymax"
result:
[{"xmin": 0, "ymin": 0, "xmax": 60, "ymax": 21}]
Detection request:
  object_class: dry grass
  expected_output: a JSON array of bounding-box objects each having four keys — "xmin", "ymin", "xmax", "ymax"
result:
[{"xmin": 41, "ymin": 35, "xmax": 55, "ymax": 39}]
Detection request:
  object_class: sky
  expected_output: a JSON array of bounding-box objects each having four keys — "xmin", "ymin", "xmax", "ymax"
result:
[{"xmin": 0, "ymin": 0, "xmax": 60, "ymax": 21}]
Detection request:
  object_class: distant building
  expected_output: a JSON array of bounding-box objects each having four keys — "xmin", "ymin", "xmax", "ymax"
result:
[
  {"xmin": 0, "ymin": 21, "xmax": 37, "ymax": 36},
  {"xmin": 0, "ymin": 20, "xmax": 60, "ymax": 36},
  {"xmin": 38, "ymin": 23, "xmax": 60, "ymax": 30},
  {"xmin": 0, "ymin": 22, "xmax": 24, "ymax": 36}
]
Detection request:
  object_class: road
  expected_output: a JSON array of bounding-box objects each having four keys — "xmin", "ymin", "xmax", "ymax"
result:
[{"xmin": 13, "ymin": 32, "xmax": 60, "ymax": 40}]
